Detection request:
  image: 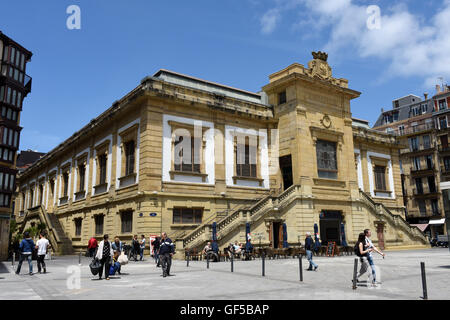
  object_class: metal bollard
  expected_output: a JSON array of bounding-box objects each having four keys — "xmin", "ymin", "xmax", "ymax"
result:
[
  {"xmin": 352, "ymin": 258, "xmax": 358, "ymax": 290},
  {"xmin": 231, "ymin": 254, "xmax": 234, "ymax": 273},
  {"xmin": 421, "ymin": 262, "xmax": 428, "ymax": 300},
  {"xmin": 79, "ymin": 251, "xmax": 81, "ymax": 265},
  {"xmin": 299, "ymin": 254, "xmax": 303, "ymax": 282},
  {"xmin": 207, "ymin": 254, "xmax": 210, "ymax": 269},
  {"xmin": 12, "ymin": 252, "xmax": 15, "ymax": 267},
  {"xmin": 186, "ymin": 252, "xmax": 189, "ymax": 267},
  {"xmin": 262, "ymin": 251, "xmax": 265, "ymax": 277}
]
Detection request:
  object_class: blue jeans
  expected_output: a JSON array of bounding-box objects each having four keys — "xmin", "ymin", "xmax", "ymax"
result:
[
  {"xmin": 140, "ymin": 248, "xmax": 144, "ymax": 260},
  {"xmin": 16, "ymin": 253, "xmax": 33, "ymax": 274},
  {"xmin": 154, "ymin": 250, "xmax": 160, "ymax": 265},
  {"xmin": 306, "ymin": 250, "xmax": 318, "ymax": 269},
  {"xmin": 367, "ymin": 255, "xmax": 377, "ymax": 281}
]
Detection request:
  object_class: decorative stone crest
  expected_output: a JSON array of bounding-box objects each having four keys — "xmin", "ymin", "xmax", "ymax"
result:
[
  {"xmin": 320, "ymin": 114, "xmax": 332, "ymax": 129},
  {"xmin": 308, "ymin": 51, "xmax": 332, "ymax": 81}
]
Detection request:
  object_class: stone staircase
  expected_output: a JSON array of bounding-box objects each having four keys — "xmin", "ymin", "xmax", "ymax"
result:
[
  {"xmin": 358, "ymin": 190, "xmax": 428, "ymax": 245},
  {"xmin": 19, "ymin": 206, "xmax": 74, "ymax": 255},
  {"xmin": 180, "ymin": 185, "xmax": 301, "ymax": 252}
]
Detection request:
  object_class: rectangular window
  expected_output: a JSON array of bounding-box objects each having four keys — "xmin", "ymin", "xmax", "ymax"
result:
[
  {"xmin": 125, "ymin": 140, "xmax": 135, "ymax": 176},
  {"xmin": 278, "ymin": 91, "xmax": 287, "ymax": 104},
  {"xmin": 444, "ymin": 157, "xmax": 450, "ymax": 171},
  {"xmin": 78, "ymin": 164, "xmax": 85, "ymax": 192},
  {"xmin": 374, "ymin": 166, "xmax": 387, "ymax": 191},
  {"xmin": 413, "ymin": 157, "xmax": 421, "ymax": 170},
  {"xmin": 95, "ymin": 215, "xmax": 104, "ymax": 235},
  {"xmin": 426, "ymin": 155, "xmax": 433, "ymax": 170},
  {"xmin": 418, "ymin": 200, "xmax": 426, "ymax": 215},
  {"xmin": 99, "ymin": 154, "xmax": 107, "ymax": 184},
  {"xmin": 415, "ymin": 178, "xmax": 423, "ymax": 194},
  {"xmin": 423, "ymin": 135, "xmax": 431, "ymax": 149},
  {"xmin": 174, "ymin": 134, "xmax": 201, "ymax": 173},
  {"xmin": 75, "ymin": 218, "xmax": 82, "ymax": 236},
  {"xmin": 440, "ymin": 117, "xmax": 447, "ymax": 129},
  {"xmin": 428, "ymin": 176, "xmax": 436, "ymax": 193},
  {"xmin": 316, "ymin": 140, "xmax": 337, "ymax": 179},
  {"xmin": 409, "ymin": 137, "xmax": 418, "ymax": 151},
  {"xmin": 63, "ymin": 172, "xmax": 69, "ymax": 197},
  {"xmin": 29, "ymin": 187, "xmax": 34, "ymax": 208},
  {"xmin": 439, "ymin": 99, "xmax": 447, "ymax": 110},
  {"xmin": 38, "ymin": 184, "xmax": 43, "ymax": 205},
  {"xmin": 172, "ymin": 208, "xmax": 203, "ymax": 224},
  {"xmin": 121, "ymin": 211, "xmax": 133, "ymax": 234},
  {"xmin": 431, "ymin": 199, "xmax": 439, "ymax": 215},
  {"xmin": 235, "ymin": 136, "xmax": 257, "ymax": 178}
]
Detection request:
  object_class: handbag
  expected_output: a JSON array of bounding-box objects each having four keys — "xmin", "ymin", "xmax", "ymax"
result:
[
  {"xmin": 118, "ymin": 252, "xmax": 128, "ymax": 265},
  {"xmin": 89, "ymin": 258, "xmax": 102, "ymax": 275}
]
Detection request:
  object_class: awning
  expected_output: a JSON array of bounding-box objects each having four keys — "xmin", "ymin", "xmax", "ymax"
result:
[
  {"xmin": 410, "ymin": 224, "xmax": 429, "ymax": 232},
  {"xmin": 429, "ymin": 218, "xmax": 446, "ymax": 225}
]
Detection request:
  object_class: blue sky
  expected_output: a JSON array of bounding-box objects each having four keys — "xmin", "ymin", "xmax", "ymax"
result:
[{"xmin": 1, "ymin": 0, "xmax": 448, "ymax": 152}]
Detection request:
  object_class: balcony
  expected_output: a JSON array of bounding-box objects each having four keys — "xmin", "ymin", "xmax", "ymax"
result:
[
  {"xmin": 438, "ymin": 144, "xmax": 450, "ymax": 153},
  {"xmin": 0, "ymin": 61, "xmax": 32, "ymax": 94},
  {"xmin": 399, "ymin": 122, "xmax": 435, "ymax": 136},
  {"xmin": 400, "ymin": 143, "xmax": 435, "ymax": 155},
  {"xmin": 412, "ymin": 187, "xmax": 440, "ymax": 198},
  {"xmin": 410, "ymin": 164, "xmax": 435, "ymax": 176}
]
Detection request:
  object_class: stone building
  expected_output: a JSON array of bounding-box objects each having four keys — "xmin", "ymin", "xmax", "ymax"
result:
[
  {"xmin": 373, "ymin": 91, "xmax": 448, "ymax": 239},
  {"xmin": 14, "ymin": 52, "xmax": 428, "ymax": 258},
  {"xmin": 0, "ymin": 31, "xmax": 32, "ymax": 260}
]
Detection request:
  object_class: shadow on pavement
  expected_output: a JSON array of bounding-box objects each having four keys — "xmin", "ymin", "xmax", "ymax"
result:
[
  {"xmin": 438, "ymin": 265, "xmax": 450, "ymax": 269},
  {"xmin": 0, "ymin": 262, "xmax": 9, "ymax": 274}
]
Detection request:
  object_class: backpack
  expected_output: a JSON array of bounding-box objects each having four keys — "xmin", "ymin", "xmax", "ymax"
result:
[{"xmin": 354, "ymin": 242, "xmax": 363, "ymax": 257}]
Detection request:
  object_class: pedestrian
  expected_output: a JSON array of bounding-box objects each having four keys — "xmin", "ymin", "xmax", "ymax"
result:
[
  {"xmin": 16, "ymin": 232, "xmax": 35, "ymax": 275},
  {"xmin": 159, "ymin": 232, "xmax": 174, "ymax": 277},
  {"xmin": 305, "ymin": 232, "xmax": 318, "ymax": 271},
  {"xmin": 355, "ymin": 232, "xmax": 373, "ymax": 284},
  {"xmin": 140, "ymin": 234, "xmax": 146, "ymax": 261},
  {"xmin": 111, "ymin": 236, "xmax": 123, "ymax": 254},
  {"xmin": 35, "ymin": 232, "xmax": 51, "ymax": 274},
  {"xmin": 88, "ymin": 236, "xmax": 98, "ymax": 257},
  {"xmin": 364, "ymin": 229, "xmax": 385, "ymax": 285},
  {"xmin": 95, "ymin": 234, "xmax": 114, "ymax": 280},
  {"xmin": 151, "ymin": 236, "xmax": 161, "ymax": 267},
  {"xmin": 132, "ymin": 235, "xmax": 140, "ymax": 262}
]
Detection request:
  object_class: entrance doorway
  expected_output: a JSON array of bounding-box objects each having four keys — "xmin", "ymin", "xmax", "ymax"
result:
[
  {"xmin": 319, "ymin": 211, "xmax": 342, "ymax": 245},
  {"xmin": 271, "ymin": 221, "xmax": 283, "ymax": 248},
  {"xmin": 376, "ymin": 223, "xmax": 385, "ymax": 250},
  {"xmin": 279, "ymin": 155, "xmax": 293, "ymax": 191}
]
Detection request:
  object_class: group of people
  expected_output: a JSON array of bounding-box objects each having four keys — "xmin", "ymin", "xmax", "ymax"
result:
[
  {"xmin": 90, "ymin": 232, "xmax": 175, "ymax": 280},
  {"xmin": 304, "ymin": 228, "xmax": 385, "ymax": 285},
  {"xmin": 15, "ymin": 231, "xmax": 51, "ymax": 275},
  {"xmin": 224, "ymin": 240, "xmax": 253, "ymax": 259}
]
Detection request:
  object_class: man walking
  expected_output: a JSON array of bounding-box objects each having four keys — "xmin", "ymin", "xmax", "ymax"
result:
[
  {"xmin": 16, "ymin": 232, "xmax": 35, "ymax": 275},
  {"xmin": 36, "ymin": 232, "xmax": 51, "ymax": 274},
  {"xmin": 364, "ymin": 229, "xmax": 385, "ymax": 284},
  {"xmin": 139, "ymin": 235, "xmax": 146, "ymax": 261},
  {"xmin": 87, "ymin": 237, "xmax": 98, "ymax": 257},
  {"xmin": 151, "ymin": 235, "xmax": 161, "ymax": 267},
  {"xmin": 132, "ymin": 235, "xmax": 140, "ymax": 262},
  {"xmin": 305, "ymin": 232, "xmax": 318, "ymax": 271},
  {"xmin": 159, "ymin": 232, "xmax": 174, "ymax": 277}
]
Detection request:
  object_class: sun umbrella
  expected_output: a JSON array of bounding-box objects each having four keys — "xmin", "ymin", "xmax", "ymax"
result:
[
  {"xmin": 282, "ymin": 223, "xmax": 288, "ymax": 248},
  {"xmin": 340, "ymin": 222, "xmax": 348, "ymax": 247},
  {"xmin": 314, "ymin": 223, "xmax": 321, "ymax": 251},
  {"xmin": 246, "ymin": 222, "xmax": 251, "ymax": 243},
  {"xmin": 211, "ymin": 222, "xmax": 218, "ymax": 253}
]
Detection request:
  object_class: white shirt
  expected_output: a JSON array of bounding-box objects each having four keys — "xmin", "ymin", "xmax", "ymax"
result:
[
  {"xmin": 36, "ymin": 238, "xmax": 50, "ymax": 255},
  {"xmin": 365, "ymin": 237, "xmax": 374, "ymax": 258}
]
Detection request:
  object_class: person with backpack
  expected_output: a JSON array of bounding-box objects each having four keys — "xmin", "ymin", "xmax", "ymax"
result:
[
  {"xmin": 16, "ymin": 232, "xmax": 35, "ymax": 275},
  {"xmin": 305, "ymin": 232, "xmax": 318, "ymax": 271},
  {"xmin": 132, "ymin": 235, "xmax": 140, "ymax": 262},
  {"xmin": 354, "ymin": 232, "xmax": 374, "ymax": 284},
  {"xmin": 151, "ymin": 236, "xmax": 161, "ymax": 267},
  {"xmin": 364, "ymin": 229, "xmax": 385, "ymax": 285}
]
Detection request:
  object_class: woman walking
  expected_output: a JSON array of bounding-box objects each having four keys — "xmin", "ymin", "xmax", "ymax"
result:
[
  {"xmin": 356, "ymin": 232, "xmax": 374, "ymax": 284},
  {"xmin": 95, "ymin": 234, "xmax": 114, "ymax": 280}
]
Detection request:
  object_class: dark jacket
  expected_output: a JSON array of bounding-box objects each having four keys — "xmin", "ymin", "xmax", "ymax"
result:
[
  {"xmin": 159, "ymin": 237, "xmax": 174, "ymax": 255},
  {"xmin": 20, "ymin": 238, "xmax": 35, "ymax": 254},
  {"xmin": 151, "ymin": 238, "xmax": 160, "ymax": 250},
  {"xmin": 305, "ymin": 236, "xmax": 314, "ymax": 251}
]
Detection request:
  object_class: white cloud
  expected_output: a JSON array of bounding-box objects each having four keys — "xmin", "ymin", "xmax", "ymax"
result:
[
  {"xmin": 260, "ymin": 8, "xmax": 281, "ymax": 34},
  {"xmin": 260, "ymin": 0, "xmax": 450, "ymax": 87}
]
